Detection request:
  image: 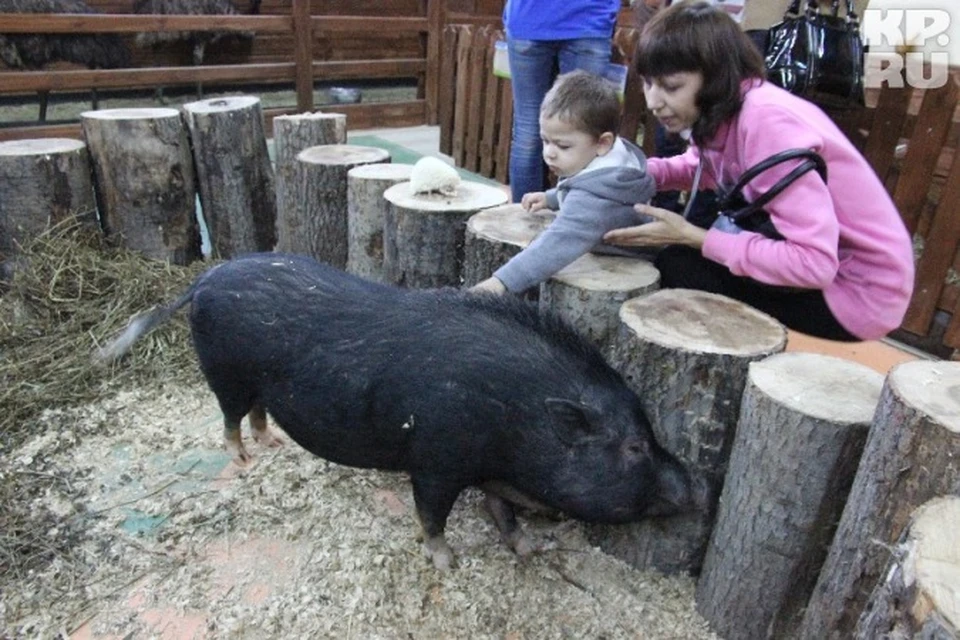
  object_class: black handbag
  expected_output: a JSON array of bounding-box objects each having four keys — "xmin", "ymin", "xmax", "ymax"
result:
[
  {"xmin": 713, "ymin": 149, "xmax": 828, "ymax": 240},
  {"xmin": 754, "ymin": 0, "xmax": 866, "ymax": 109}
]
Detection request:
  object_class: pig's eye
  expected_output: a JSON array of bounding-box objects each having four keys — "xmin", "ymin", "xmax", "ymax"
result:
[{"xmin": 624, "ymin": 438, "xmax": 651, "ymax": 458}]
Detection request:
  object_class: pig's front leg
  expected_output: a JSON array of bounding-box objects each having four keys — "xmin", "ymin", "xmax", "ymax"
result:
[
  {"xmin": 483, "ymin": 491, "xmax": 536, "ymax": 556},
  {"xmin": 248, "ymin": 404, "xmax": 285, "ymax": 449},
  {"xmin": 411, "ymin": 476, "xmax": 462, "ymax": 571}
]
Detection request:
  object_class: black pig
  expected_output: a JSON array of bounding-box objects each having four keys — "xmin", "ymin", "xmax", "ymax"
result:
[{"xmin": 100, "ymin": 253, "xmax": 704, "ymax": 569}]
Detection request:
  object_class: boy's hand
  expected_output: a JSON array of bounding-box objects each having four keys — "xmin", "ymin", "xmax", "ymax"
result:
[
  {"xmin": 470, "ymin": 277, "xmax": 508, "ymax": 295},
  {"xmin": 521, "ymin": 192, "xmax": 548, "ymax": 212}
]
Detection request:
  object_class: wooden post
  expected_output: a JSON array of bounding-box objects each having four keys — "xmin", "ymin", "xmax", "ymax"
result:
[
  {"xmin": 382, "ymin": 181, "xmax": 507, "ymax": 288},
  {"xmin": 182, "ymin": 96, "xmax": 277, "ymax": 259},
  {"xmin": 539, "ymin": 254, "xmax": 660, "ymax": 358},
  {"xmin": 855, "ymin": 496, "xmax": 960, "ymax": 639},
  {"xmin": 799, "ymin": 360, "xmax": 960, "ymax": 640},
  {"xmin": 346, "ymin": 162, "xmax": 414, "ymax": 283},
  {"xmin": 277, "ymin": 145, "xmax": 390, "ymax": 268},
  {"xmin": 590, "ymin": 289, "xmax": 787, "ymax": 575},
  {"xmin": 81, "ymin": 108, "xmax": 200, "ymax": 265},
  {"xmin": 695, "ymin": 353, "xmax": 884, "ymax": 640},
  {"xmin": 0, "ymin": 138, "xmax": 97, "ymax": 281},
  {"xmin": 292, "ymin": 0, "xmax": 313, "ymax": 113},
  {"xmin": 461, "ymin": 203, "xmax": 554, "ymax": 287}
]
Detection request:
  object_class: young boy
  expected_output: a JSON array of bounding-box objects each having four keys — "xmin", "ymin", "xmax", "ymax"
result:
[{"xmin": 472, "ymin": 69, "xmax": 656, "ymax": 294}]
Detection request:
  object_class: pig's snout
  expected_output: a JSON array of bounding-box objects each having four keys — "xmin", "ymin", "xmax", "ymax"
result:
[{"xmin": 649, "ymin": 464, "xmax": 711, "ymax": 517}]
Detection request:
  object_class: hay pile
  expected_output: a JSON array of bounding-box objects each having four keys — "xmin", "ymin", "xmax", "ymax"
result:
[
  {"xmin": 0, "ymin": 223, "xmax": 209, "ymax": 596},
  {"xmin": 0, "ymin": 227, "xmax": 718, "ymax": 639}
]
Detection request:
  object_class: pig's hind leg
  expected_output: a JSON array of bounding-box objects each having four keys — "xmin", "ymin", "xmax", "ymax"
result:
[{"xmin": 411, "ymin": 476, "xmax": 462, "ymax": 571}]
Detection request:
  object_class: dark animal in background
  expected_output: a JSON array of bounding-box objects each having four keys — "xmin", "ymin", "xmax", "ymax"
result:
[
  {"xmin": 99, "ymin": 254, "xmax": 707, "ymax": 570},
  {"xmin": 133, "ymin": 0, "xmax": 261, "ymax": 100},
  {"xmin": 0, "ymin": 0, "xmax": 130, "ymax": 120}
]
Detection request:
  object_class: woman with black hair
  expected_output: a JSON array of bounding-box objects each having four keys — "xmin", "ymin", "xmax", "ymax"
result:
[{"xmin": 605, "ymin": 0, "xmax": 913, "ymax": 342}]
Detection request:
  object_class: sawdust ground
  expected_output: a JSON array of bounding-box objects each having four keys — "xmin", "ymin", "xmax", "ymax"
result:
[{"xmin": 2, "ymin": 382, "xmax": 719, "ymax": 639}]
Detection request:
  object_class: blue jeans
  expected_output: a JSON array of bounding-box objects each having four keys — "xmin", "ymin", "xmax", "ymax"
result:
[{"xmin": 507, "ymin": 37, "xmax": 611, "ymax": 202}]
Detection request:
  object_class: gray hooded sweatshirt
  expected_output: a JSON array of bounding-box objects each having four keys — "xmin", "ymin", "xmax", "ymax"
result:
[{"xmin": 494, "ymin": 137, "xmax": 657, "ymax": 293}]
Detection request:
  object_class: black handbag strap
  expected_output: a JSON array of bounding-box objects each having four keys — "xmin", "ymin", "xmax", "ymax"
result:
[{"xmin": 722, "ymin": 149, "xmax": 827, "ymax": 221}]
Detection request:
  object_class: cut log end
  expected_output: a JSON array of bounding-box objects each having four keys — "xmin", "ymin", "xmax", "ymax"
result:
[
  {"xmin": 619, "ymin": 289, "xmax": 787, "ymax": 356},
  {"xmin": 550, "ymin": 253, "xmax": 659, "ymax": 292},
  {"xmin": 0, "ymin": 138, "xmax": 85, "ymax": 156},
  {"xmin": 81, "ymin": 107, "xmax": 180, "ymax": 121},
  {"xmin": 182, "ymin": 96, "xmax": 262, "ymax": 113},
  {"xmin": 384, "ymin": 181, "xmax": 508, "ymax": 213},
  {"xmin": 749, "ymin": 352, "xmax": 884, "ymax": 424},
  {"xmin": 889, "ymin": 361, "xmax": 960, "ymax": 433},
  {"xmin": 298, "ymin": 144, "xmax": 391, "ymax": 167},
  {"xmin": 466, "ymin": 203, "xmax": 555, "ymax": 247}
]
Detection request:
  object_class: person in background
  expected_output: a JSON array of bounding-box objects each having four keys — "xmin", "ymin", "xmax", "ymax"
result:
[
  {"xmin": 502, "ymin": 0, "xmax": 620, "ymax": 203},
  {"xmin": 604, "ymin": 1, "xmax": 914, "ymax": 342},
  {"xmin": 472, "ymin": 70, "xmax": 656, "ymax": 295}
]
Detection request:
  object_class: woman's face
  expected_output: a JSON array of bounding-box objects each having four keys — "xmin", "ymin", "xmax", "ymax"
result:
[{"xmin": 642, "ymin": 71, "xmax": 704, "ymax": 134}]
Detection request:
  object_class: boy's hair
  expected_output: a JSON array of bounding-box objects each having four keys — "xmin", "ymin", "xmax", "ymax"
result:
[
  {"xmin": 540, "ymin": 69, "xmax": 621, "ymax": 139},
  {"xmin": 636, "ymin": 0, "xmax": 765, "ymax": 143}
]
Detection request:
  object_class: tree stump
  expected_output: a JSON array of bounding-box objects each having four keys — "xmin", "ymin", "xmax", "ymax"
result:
[
  {"xmin": 539, "ymin": 254, "xmax": 660, "ymax": 358},
  {"xmin": 272, "ymin": 112, "xmax": 348, "ymax": 170},
  {"xmin": 461, "ymin": 203, "xmax": 555, "ymax": 287},
  {"xmin": 276, "ymin": 145, "xmax": 390, "ymax": 269},
  {"xmin": 346, "ymin": 162, "xmax": 414, "ymax": 283},
  {"xmin": 799, "ymin": 360, "xmax": 960, "ymax": 640},
  {"xmin": 0, "ymin": 138, "xmax": 97, "ymax": 283},
  {"xmin": 695, "ymin": 352, "xmax": 884, "ymax": 640},
  {"xmin": 382, "ymin": 181, "xmax": 507, "ymax": 288},
  {"xmin": 81, "ymin": 108, "xmax": 200, "ymax": 265},
  {"xmin": 182, "ymin": 96, "xmax": 277, "ymax": 258},
  {"xmin": 590, "ymin": 289, "xmax": 787, "ymax": 575},
  {"xmin": 856, "ymin": 495, "xmax": 960, "ymax": 639}
]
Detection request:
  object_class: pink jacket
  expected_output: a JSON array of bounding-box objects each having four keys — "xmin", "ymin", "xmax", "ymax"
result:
[{"xmin": 648, "ymin": 79, "xmax": 915, "ymax": 340}]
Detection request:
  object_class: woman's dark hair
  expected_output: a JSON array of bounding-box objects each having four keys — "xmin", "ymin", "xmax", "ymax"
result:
[{"xmin": 635, "ymin": 0, "xmax": 765, "ymax": 143}]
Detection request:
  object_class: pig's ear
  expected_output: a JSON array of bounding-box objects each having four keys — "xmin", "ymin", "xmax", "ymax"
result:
[{"xmin": 545, "ymin": 398, "xmax": 605, "ymax": 445}]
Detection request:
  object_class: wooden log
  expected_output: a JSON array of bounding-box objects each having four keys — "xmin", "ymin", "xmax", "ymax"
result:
[
  {"xmin": 695, "ymin": 352, "xmax": 884, "ymax": 640},
  {"xmin": 540, "ymin": 254, "xmax": 660, "ymax": 359},
  {"xmin": 182, "ymin": 96, "xmax": 277, "ymax": 259},
  {"xmin": 590, "ymin": 289, "xmax": 787, "ymax": 575},
  {"xmin": 346, "ymin": 162, "xmax": 414, "ymax": 283},
  {"xmin": 0, "ymin": 138, "xmax": 96, "ymax": 282},
  {"xmin": 461, "ymin": 203, "xmax": 555, "ymax": 287},
  {"xmin": 273, "ymin": 112, "xmax": 348, "ymax": 257},
  {"xmin": 855, "ymin": 495, "xmax": 960, "ymax": 639},
  {"xmin": 277, "ymin": 144, "xmax": 391, "ymax": 269},
  {"xmin": 81, "ymin": 108, "xmax": 200, "ymax": 265},
  {"xmin": 272, "ymin": 112, "xmax": 348, "ymax": 170},
  {"xmin": 382, "ymin": 181, "xmax": 507, "ymax": 288},
  {"xmin": 799, "ymin": 360, "xmax": 960, "ymax": 640}
]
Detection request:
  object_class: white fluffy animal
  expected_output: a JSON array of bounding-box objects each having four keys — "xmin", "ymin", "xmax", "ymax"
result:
[{"xmin": 410, "ymin": 156, "xmax": 461, "ymax": 197}]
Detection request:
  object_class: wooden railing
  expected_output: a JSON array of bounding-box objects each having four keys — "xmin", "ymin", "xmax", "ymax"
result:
[{"xmin": 0, "ymin": 0, "xmax": 506, "ymax": 141}]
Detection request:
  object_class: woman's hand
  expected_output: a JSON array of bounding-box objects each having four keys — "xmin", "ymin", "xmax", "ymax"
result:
[{"xmin": 604, "ymin": 203, "xmax": 708, "ymax": 249}]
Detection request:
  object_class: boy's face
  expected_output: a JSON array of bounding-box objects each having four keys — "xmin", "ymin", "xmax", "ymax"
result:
[
  {"xmin": 539, "ymin": 115, "xmax": 615, "ymax": 178},
  {"xmin": 642, "ymin": 71, "xmax": 703, "ymax": 134}
]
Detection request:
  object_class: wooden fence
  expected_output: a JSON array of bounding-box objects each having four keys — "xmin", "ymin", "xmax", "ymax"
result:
[
  {"xmin": 438, "ymin": 28, "xmax": 960, "ymax": 355},
  {"xmin": 0, "ymin": 0, "xmax": 506, "ymax": 141}
]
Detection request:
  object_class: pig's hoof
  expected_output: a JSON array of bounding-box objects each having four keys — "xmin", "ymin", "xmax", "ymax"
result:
[
  {"xmin": 252, "ymin": 425, "xmax": 284, "ymax": 449},
  {"xmin": 505, "ymin": 531, "xmax": 537, "ymax": 557},
  {"xmin": 422, "ymin": 537, "xmax": 455, "ymax": 571}
]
